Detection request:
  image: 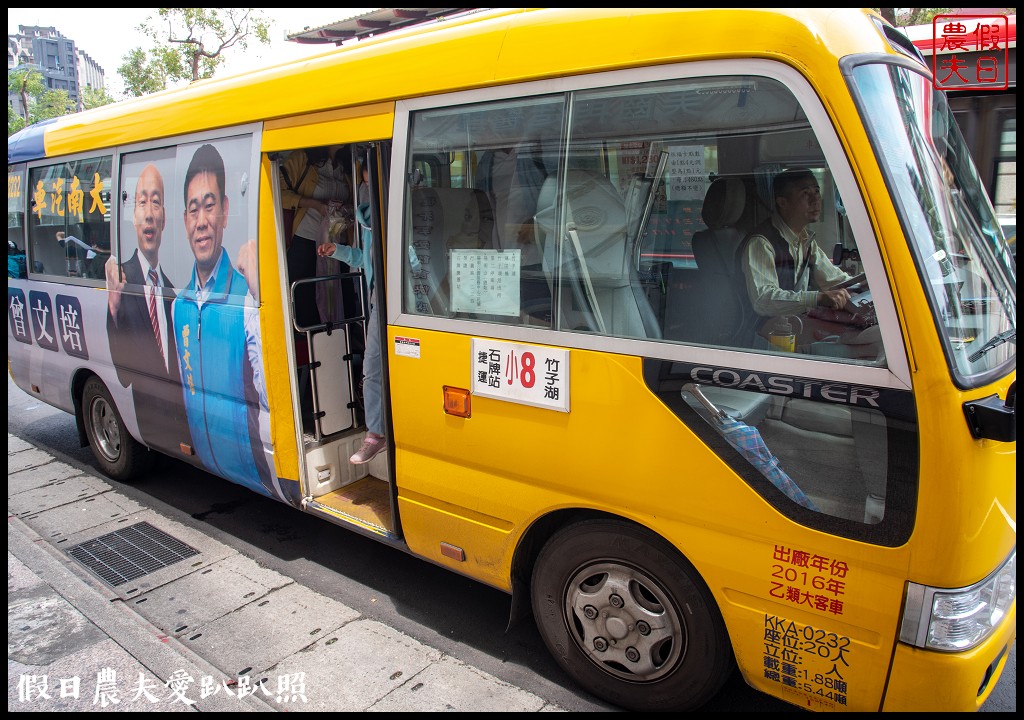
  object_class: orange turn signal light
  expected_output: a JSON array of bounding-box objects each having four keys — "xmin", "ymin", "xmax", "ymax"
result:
[{"xmin": 443, "ymin": 386, "xmax": 471, "ymax": 418}]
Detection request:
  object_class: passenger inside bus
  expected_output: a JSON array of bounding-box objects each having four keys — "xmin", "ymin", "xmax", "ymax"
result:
[
  {"xmin": 8, "ymin": 238, "xmax": 27, "ymax": 279},
  {"xmin": 280, "ymin": 144, "xmax": 362, "ymax": 433},
  {"xmin": 317, "ymin": 182, "xmax": 385, "ymax": 464},
  {"xmin": 280, "ymin": 145, "xmax": 356, "ymax": 330}
]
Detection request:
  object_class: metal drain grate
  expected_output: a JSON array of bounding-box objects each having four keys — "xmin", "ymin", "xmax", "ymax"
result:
[{"xmin": 67, "ymin": 521, "xmax": 200, "ymax": 587}]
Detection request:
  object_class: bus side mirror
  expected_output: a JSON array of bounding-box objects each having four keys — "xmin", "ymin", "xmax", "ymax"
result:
[{"xmin": 963, "ymin": 381, "xmax": 1016, "ymax": 442}]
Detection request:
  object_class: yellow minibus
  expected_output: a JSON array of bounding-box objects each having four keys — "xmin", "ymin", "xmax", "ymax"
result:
[{"xmin": 7, "ymin": 8, "xmax": 1015, "ymax": 712}]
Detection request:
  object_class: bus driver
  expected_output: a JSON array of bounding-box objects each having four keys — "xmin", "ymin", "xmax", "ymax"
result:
[{"xmin": 740, "ymin": 168, "xmax": 854, "ymax": 334}]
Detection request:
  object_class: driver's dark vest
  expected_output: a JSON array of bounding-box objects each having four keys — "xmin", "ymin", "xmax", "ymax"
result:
[{"xmin": 740, "ymin": 219, "xmax": 815, "ymax": 290}]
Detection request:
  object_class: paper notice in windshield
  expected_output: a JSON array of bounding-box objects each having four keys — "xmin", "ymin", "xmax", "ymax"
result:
[{"xmin": 450, "ymin": 249, "xmax": 520, "ymax": 316}]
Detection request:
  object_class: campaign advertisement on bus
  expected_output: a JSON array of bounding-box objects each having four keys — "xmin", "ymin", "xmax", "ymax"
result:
[{"xmin": 8, "ymin": 135, "xmax": 285, "ymax": 502}]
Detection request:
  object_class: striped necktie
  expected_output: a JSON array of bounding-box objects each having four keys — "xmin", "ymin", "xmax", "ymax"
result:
[{"xmin": 148, "ymin": 269, "xmax": 165, "ymax": 364}]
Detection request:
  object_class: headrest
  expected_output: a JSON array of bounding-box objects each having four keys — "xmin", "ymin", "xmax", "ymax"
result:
[{"xmin": 700, "ymin": 178, "xmax": 745, "ymax": 228}]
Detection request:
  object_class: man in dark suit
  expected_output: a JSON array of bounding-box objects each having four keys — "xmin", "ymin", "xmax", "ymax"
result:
[{"xmin": 105, "ymin": 163, "xmax": 191, "ymax": 454}]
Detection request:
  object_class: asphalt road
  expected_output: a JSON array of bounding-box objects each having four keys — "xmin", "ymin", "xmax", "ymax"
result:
[{"xmin": 7, "ymin": 373, "xmax": 1015, "ymax": 712}]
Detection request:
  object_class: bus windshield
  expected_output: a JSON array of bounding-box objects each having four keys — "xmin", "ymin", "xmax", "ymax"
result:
[{"xmin": 851, "ymin": 62, "xmax": 1016, "ymax": 383}]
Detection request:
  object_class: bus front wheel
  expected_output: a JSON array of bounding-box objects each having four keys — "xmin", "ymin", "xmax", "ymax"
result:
[
  {"xmin": 81, "ymin": 377, "xmax": 150, "ymax": 482},
  {"xmin": 531, "ymin": 519, "xmax": 732, "ymax": 712}
]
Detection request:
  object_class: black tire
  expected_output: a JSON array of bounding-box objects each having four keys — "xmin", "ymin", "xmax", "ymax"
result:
[
  {"xmin": 531, "ymin": 519, "xmax": 733, "ymax": 712},
  {"xmin": 81, "ymin": 376, "xmax": 151, "ymax": 482}
]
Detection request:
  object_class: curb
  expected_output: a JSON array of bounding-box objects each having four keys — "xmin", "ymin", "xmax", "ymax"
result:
[{"xmin": 8, "ymin": 513, "xmax": 277, "ymax": 712}]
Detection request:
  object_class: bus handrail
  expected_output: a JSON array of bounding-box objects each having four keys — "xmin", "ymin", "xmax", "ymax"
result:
[{"xmin": 289, "ymin": 272, "xmax": 367, "ymax": 335}]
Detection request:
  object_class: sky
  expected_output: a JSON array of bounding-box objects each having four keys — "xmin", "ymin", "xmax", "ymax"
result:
[{"xmin": 8, "ymin": 8, "xmax": 375, "ymax": 98}]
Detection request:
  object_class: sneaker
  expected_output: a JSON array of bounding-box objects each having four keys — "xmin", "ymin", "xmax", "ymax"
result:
[{"xmin": 350, "ymin": 433, "xmax": 386, "ymax": 464}]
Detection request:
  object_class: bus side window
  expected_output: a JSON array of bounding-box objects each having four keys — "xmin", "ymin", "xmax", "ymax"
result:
[
  {"xmin": 682, "ymin": 384, "xmax": 896, "ymax": 526},
  {"xmin": 26, "ymin": 157, "xmax": 112, "ymax": 283},
  {"xmin": 404, "ymin": 97, "xmax": 564, "ymax": 325}
]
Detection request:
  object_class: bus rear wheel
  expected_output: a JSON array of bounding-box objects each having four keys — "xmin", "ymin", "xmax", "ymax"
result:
[
  {"xmin": 81, "ymin": 376, "xmax": 150, "ymax": 482},
  {"xmin": 531, "ymin": 519, "xmax": 732, "ymax": 712}
]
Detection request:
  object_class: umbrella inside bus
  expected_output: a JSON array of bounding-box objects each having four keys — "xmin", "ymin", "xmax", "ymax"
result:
[{"xmin": 684, "ymin": 383, "xmax": 819, "ymax": 511}]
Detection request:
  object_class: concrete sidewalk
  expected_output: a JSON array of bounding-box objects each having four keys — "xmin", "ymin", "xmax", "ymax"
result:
[{"xmin": 8, "ymin": 433, "xmax": 563, "ymax": 712}]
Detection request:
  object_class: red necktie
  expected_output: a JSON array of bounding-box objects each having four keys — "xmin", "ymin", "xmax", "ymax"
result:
[{"xmin": 148, "ymin": 269, "xmax": 165, "ymax": 365}]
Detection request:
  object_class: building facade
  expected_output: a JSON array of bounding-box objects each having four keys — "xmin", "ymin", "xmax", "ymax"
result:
[{"xmin": 8, "ymin": 25, "xmax": 105, "ymax": 116}]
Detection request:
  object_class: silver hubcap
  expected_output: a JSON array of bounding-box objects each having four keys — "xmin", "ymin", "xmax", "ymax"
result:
[
  {"xmin": 89, "ymin": 395, "xmax": 121, "ymax": 463},
  {"xmin": 563, "ymin": 561, "xmax": 684, "ymax": 682}
]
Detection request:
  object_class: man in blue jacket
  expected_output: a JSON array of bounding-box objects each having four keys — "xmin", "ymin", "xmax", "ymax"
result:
[{"xmin": 173, "ymin": 143, "xmax": 275, "ymax": 497}]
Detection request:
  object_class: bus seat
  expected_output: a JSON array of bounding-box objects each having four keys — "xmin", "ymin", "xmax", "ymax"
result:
[
  {"xmin": 531, "ymin": 176, "xmax": 561, "ymax": 320},
  {"xmin": 63, "ymin": 223, "xmax": 85, "ymax": 277},
  {"xmin": 687, "ymin": 178, "xmax": 757, "ymax": 347},
  {"xmin": 540, "ymin": 170, "xmax": 661, "ymax": 338},
  {"xmin": 408, "ymin": 187, "xmax": 494, "ymax": 313},
  {"xmin": 561, "ymin": 170, "xmax": 631, "ymax": 280},
  {"xmin": 83, "ymin": 221, "xmax": 110, "ymax": 279},
  {"xmin": 760, "ymin": 397, "xmax": 867, "ymax": 522},
  {"xmin": 622, "ymin": 171, "xmax": 656, "ymax": 246},
  {"xmin": 692, "ymin": 177, "xmax": 746, "ymax": 276},
  {"xmin": 533, "ymin": 176, "xmax": 558, "ymax": 274},
  {"xmin": 436, "ymin": 187, "xmax": 495, "ymax": 252},
  {"xmin": 851, "ymin": 406, "xmax": 889, "ymax": 523}
]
